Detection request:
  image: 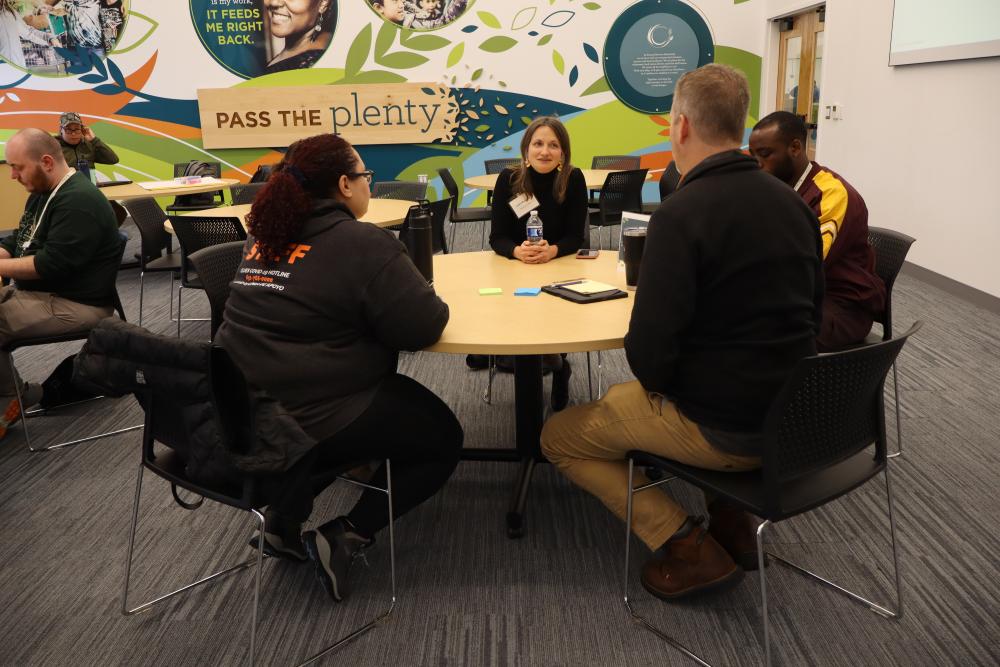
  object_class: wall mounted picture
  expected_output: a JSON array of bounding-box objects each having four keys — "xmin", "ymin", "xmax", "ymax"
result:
[{"xmin": 365, "ymin": 0, "xmax": 469, "ymax": 31}]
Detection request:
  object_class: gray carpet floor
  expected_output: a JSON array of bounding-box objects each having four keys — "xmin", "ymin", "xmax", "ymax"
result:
[{"xmin": 0, "ymin": 221, "xmax": 998, "ymax": 666}]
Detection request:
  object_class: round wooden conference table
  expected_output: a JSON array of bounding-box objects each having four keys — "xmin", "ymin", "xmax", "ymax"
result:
[
  {"xmin": 426, "ymin": 251, "xmax": 633, "ymax": 537},
  {"xmin": 464, "ymin": 168, "xmax": 649, "ymax": 191},
  {"xmin": 99, "ymin": 178, "xmax": 241, "ymax": 201},
  {"xmin": 165, "ymin": 199, "xmax": 414, "ymax": 232}
]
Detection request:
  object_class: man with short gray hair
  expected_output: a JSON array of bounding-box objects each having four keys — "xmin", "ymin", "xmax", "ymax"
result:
[
  {"xmin": 0, "ymin": 128, "xmax": 122, "ymax": 440},
  {"xmin": 541, "ymin": 64, "xmax": 824, "ymax": 600}
]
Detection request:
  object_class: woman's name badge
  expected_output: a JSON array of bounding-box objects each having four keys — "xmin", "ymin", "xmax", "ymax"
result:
[{"xmin": 508, "ymin": 194, "xmax": 540, "ymax": 219}]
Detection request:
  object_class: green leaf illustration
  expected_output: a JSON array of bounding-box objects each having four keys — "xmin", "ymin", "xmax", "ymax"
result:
[
  {"xmin": 341, "ymin": 70, "xmax": 407, "ymax": 84},
  {"xmin": 552, "ymin": 49, "xmax": 565, "ymax": 74},
  {"xmin": 477, "ymin": 11, "xmax": 502, "ymax": 29},
  {"xmin": 583, "ymin": 2, "xmax": 601, "ymax": 9},
  {"xmin": 511, "ymin": 7, "xmax": 537, "ymax": 30},
  {"xmin": 447, "ymin": 42, "xmax": 465, "ymax": 67},
  {"xmin": 538, "ymin": 34, "xmax": 552, "ymax": 46},
  {"xmin": 474, "ymin": 124, "xmax": 491, "ymax": 132},
  {"xmin": 403, "ymin": 34, "xmax": 451, "ymax": 51},
  {"xmin": 376, "ymin": 52, "xmax": 430, "ymax": 69},
  {"xmin": 471, "ymin": 68, "xmax": 483, "ymax": 80},
  {"xmin": 480, "ymin": 36, "xmax": 518, "ymax": 53},
  {"xmin": 581, "ymin": 76, "xmax": 610, "ymax": 96},
  {"xmin": 375, "ymin": 22, "xmax": 397, "ymax": 58},
  {"xmin": 345, "ymin": 24, "xmax": 373, "ymax": 77}
]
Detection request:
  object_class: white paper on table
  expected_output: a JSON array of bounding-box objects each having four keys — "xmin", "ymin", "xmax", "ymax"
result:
[{"xmin": 137, "ymin": 177, "xmax": 222, "ymax": 191}]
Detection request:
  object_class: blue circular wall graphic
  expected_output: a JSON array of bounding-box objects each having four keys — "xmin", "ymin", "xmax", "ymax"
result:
[{"xmin": 603, "ymin": 0, "xmax": 714, "ymax": 114}]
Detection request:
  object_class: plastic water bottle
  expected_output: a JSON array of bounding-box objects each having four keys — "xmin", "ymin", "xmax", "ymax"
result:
[
  {"xmin": 526, "ymin": 210, "xmax": 543, "ymax": 245},
  {"xmin": 76, "ymin": 159, "xmax": 91, "ymax": 182}
]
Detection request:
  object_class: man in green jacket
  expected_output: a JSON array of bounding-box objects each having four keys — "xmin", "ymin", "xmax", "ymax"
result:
[
  {"xmin": 55, "ymin": 111, "xmax": 119, "ymax": 169},
  {"xmin": 0, "ymin": 128, "xmax": 123, "ymax": 439}
]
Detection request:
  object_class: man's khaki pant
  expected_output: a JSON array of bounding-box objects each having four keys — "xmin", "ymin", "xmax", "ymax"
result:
[
  {"xmin": 0, "ymin": 287, "xmax": 112, "ymax": 398},
  {"xmin": 540, "ymin": 381, "xmax": 760, "ymax": 551}
]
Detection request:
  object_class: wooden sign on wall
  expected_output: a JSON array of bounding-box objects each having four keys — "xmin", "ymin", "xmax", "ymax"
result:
[{"xmin": 197, "ymin": 83, "xmax": 458, "ymax": 149}]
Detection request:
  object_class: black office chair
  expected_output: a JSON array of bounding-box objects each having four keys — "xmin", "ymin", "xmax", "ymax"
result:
[
  {"xmin": 642, "ymin": 161, "xmax": 681, "ymax": 214},
  {"xmin": 230, "ymin": 183, "xmax": 265, "ymax": 206},
  {"xmin": 188, "ymin": 241, "xmax": 245, "ymax": 340},
  {"xmin": 249, "ymin": 164, "xmax": 273, "ymax": 183},
  {"xmin": 372, "ymin": 180, "xmax": 427, "ymax": 201},
  {"xmin": 398, "ymin": 198, "xmax": 452, "ymax": 255},
  {"xmin": 483, "ymin": 159, "xmax": 521, "ymax": 207},
  {"xmin": 4, "ymin": 238, "xmax": 141, "ymax": 452},
  {"xmin": 623, "ymin": 321, "xmax": 921, "ymax": 666},
  {"xmin": 74, "ymin": 322, "xmax": 398, "ymax": 666},
  {"xmin": 590, "ymin": 155, "xmax": 641, "ymax": 205},
  {"xmin": 168, "ymin": 216, "xmax": 246, "ymax": 337},
  {"xmin": 864, "ymin": 227, "xmax": 916, "ymax": 459},
  {"xmin": 438, "ymin": 167, "xmax": 492, "ymax": 251},
  {"xmin": 166, "ymin": 161, "xmax": 225, "ymax": 213},
  {"xmin": 589, "ymin": 169, "xmax": 648, "ymax": 250},
  {"xmin": 122, "ymin": 197, "xmax": 182, "ymax": 327}
]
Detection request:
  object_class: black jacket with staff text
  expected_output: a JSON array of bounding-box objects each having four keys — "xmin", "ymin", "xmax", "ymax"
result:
[
  {"xmin": 215, "ymin": 200, "xmax": 449, "ymax": 442},
  {"xmin": 625, "ymin": 150, "xmax": 823, "ymax": 433}
]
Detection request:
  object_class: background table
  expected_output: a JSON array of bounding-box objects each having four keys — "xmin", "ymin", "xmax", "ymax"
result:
[
  {"xmin": 464, "ymin": 169, "xmax": 648, "ymax": 192},
  {"xmin": 167, "ymin": 199, "xmax": 414, "ymax": 232},
  {"xmin": 426, "ymin": 251, "xmax": 632, "ymax": 536},
  {"xmin": 99, "ymin": 178, "xmax": 240, "ymax": 201}
]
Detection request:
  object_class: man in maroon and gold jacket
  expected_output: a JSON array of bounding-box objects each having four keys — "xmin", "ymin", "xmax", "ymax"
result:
[{"xmin": 750, "ymin": 111, "xmax": 885, "ymax": 350}]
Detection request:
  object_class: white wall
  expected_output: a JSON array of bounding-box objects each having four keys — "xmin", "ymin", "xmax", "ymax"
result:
[{"xmin": 763, "ymin": 0, "xmax": 1000, "ymax": 297}]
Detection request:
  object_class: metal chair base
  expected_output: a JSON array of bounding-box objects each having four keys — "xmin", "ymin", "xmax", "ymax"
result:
[
  {"xmin": 622, "ymin": 460, "xmax": 903, "ymax": 666},
  {"xmin": 886, "ymin": 361, "xmax": 904, "ymax": 459},
  {"xmin": 121, "ymin": 460, "xmax": 397, "ymax": 666}
]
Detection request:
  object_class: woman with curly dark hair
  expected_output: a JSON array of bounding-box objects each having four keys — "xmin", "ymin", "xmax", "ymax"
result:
[{"xmin": 215, "ymin": 133, "xmax": 462, "ymax": 603}]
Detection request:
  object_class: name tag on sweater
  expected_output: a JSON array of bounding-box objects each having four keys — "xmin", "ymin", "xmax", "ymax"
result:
[{"xmin": 508, "ymin": 193, "xmax": 539, "ymax": 219}]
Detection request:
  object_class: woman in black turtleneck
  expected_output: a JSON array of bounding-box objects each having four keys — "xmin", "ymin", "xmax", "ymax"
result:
[
  {"xmin": 489, "ymin": 116, "xmax": 587, "ymax": 261},
  {"xmin": 485, "ymin": 116, "xmax": 588, "ymax": 409}
]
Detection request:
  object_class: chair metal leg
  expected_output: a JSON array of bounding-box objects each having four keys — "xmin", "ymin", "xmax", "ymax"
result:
[
  {"xmin": 622, "ymin": 460, "xmax": 710, "ymax": 665},
  {"xmin": 138, "ymin": 271, "xmax": 145, "ymax": 327},
  {"xmin": 597, "ymin": 350, "xmax": 604, "ymax": 397},
  {"xmin": 482, "ymin": 356, "xmax": 496, "ymax": 404},
  {"xmin": 887, "ymin": 361, "xmax": 904, "ymax": 459},
  {"xmin": 481, "ymin": 221, "xmax": 487, "ymax": 250},
  {"xmin": 586, "ymin": 352, "xmax": 593, "ymax": 401},
  {"xmin": 757, "ymin": 521, "xmax": 773, "ymax": 666},
  {"xmin": 449, "ymin": 221, "xmax": 457, "ymax": 253},
  {"xmin": 177, "ymin": 285, "xmax": 183, "ymax": 337},
  {"xmin": 248, "ymin": 509, "xmax": 266, "ymax": 667}
]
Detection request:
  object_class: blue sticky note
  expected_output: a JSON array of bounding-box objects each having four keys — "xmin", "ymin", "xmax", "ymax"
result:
[{"xmin": 514, "ymin": 287, "xmax": 541, "ymax": 296}]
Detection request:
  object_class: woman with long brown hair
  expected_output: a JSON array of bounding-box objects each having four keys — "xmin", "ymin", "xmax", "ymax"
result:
[
  {"xmin": 215, "ymin": 133, "xmax": 462, "ymax": 603},
  {"xmin": 486, "ymin": 116, "xmax": 588, "ymax": 409}
]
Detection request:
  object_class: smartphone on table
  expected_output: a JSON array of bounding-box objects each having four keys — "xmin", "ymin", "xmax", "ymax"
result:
[{"xmin": 576, "ymin": 249, "xmax": 600, "ymax": 259}]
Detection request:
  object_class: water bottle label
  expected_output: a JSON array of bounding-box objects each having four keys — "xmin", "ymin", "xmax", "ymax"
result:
[{"xmin": 527, "ymin": 225, "xmax": 543, "ymax": 243}]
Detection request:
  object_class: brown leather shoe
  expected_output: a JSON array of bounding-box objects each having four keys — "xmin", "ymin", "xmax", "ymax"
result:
[
  {"xmin": 641, "ymin": 517, "xmax": 743, "ymax": 600},
  {"xmin": 708, "ymin": 500, "xmax": 764, "ymax": 571}
]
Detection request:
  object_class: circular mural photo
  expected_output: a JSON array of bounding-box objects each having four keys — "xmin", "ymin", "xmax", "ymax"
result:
[
  {"xmin": 365, "ymin": 0, "xmax": 470, "ymax": 31},
  {"xmin": 190, "ymin": 0, "xmax": 338, "ymax": 79},
  {"xmin": 0, "ymin": 0, "xmax": 130, "ymax": 76}
]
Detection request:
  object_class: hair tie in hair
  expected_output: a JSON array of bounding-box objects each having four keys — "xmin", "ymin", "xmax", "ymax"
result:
[{"xmin": 285, "ymin": 164, "xmax": 309, "ymax": 187}]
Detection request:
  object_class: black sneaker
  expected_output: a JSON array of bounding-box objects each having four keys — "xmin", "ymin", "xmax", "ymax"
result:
[
  {"xmin": 551, "ymin": 359, "xmax": 572, "ymax": 411},
  {"xmin": 302, "ymin": 517, "xmax": 374, "ymax": 602},
  {"xmin": 248, "ymin": 509, "xmax": 307, "ymax": 562}
]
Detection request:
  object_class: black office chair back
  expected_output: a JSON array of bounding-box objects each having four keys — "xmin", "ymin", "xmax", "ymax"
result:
[
  {"xmin": 122, "ymin": 197, "xmax": 172, "ymax": 268},
  {"xmin": 230, "ymin": 183, "xmax": 265, "ymax": 206},
  {"xmin": 591, "ymin": 155, "xmax": 641, "ymax": 170},
  {"xmin": 595, "ymin": 169, "xmax": 648, "ymax": 226},
  {"xmin": 437, "ymin": 168, "xmax": 461, "ymax": 214},
  {"xmin": 169, "ymin": 161, "xmax": 224, "ymax": 211},
  {"xmin": 249, "ymin": 164, "xmax": 273, "ymax": 183},
  {"xmin": 372, "ymin": 180, "xmax": 427, "ymax": 201},
  {"xmin": 187, "ymin": 241, "xmax": 245, "ymax": 339},
  {"xmin": 169, "ymin": 216, "xmax": 246, "ymax": 285},
  {"xmin": 867, "ymin": 227, "xmax": 915, "ymax": 335},
  {"xmin": 759, "ymin": 321, "xmax": 921, "ymax": 508},
  {"xmin": 485, "ymin": 158, "xmax": 521, "ymax": 174},
  {"xmin": 659, "ymin": 161, "xmax": 681, "ymax": 199}
]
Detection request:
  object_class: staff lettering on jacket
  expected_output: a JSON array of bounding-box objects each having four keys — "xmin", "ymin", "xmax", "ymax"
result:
[{"xmin": 245, "ymin": 242, "xmax": 312, "ymax": 264}]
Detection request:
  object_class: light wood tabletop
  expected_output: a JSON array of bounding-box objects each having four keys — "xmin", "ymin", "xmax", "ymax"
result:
[
  {"xmin": 99, "ymin": 178, "xmax": 241, "ymax": 201},
  {"xmin": 425, "ymin": 251, "xmax": 632, "ymax": 355},
  {"xmin": 166, "ymin": 198, "xmax": 415, "ymax": 233},
  {"xmin": 464, "ymin": 169, "xmax": 649, "ymax": 192}
]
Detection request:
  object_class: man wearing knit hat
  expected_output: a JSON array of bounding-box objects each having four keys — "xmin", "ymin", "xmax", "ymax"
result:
[{"xmin": 55, "ymin": 112, "xmax": 118, "ymax": 170}]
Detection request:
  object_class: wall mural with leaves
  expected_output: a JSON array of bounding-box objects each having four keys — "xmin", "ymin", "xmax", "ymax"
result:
[{"xmin": 0, "ymin": 0, "xmax": 764, "ymax": 207}]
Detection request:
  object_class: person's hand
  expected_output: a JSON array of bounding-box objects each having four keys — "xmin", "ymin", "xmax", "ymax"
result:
[
  {"xmin": 82, "ymin": 126, "xmax": 95, "ymax": 141},
  {"xmin": 514, "ymin": 240, "xmax": 549, "ymax": 264},
  {"xmin": 519, "ymin": 240, "xmax": 557, "ymax": 264}
]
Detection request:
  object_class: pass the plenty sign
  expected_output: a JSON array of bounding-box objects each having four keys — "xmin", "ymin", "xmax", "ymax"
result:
[{"xmin": 197, "ymin": 83, "xmax": 459, "ymax": 148}]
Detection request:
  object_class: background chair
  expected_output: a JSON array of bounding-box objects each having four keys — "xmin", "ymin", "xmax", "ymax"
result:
[
  {"xmin": 372, "ymin": 180, "xmax": 427, "ymax": 201},
  {"xmin": 168, "ymin": 216, "xmax": 246, "ymax": 337},
  {"xmin": 589, "ymin": 169, "xmax": 648, "ymax": 250},
  {"xmin": 438, "ymin": 167, "xmax": 492, "ymax": 251},
  {"xmin": 166, "ymin": 161, "xmax": 225, "ymax": 213},
  {"xmin": 188, "ymin": 241, "xmax": 245, "ymax": 340},
  {"xmin": 230, "ymin": 183, "xmax": 265, "ymax": 206},
  {"xmin": 116, "ymin": 341, "xmax": 396, "ymax": 666},
  {"xmin": 249, "ymin": 164, "xmax": 273, "ymax": 183},
  {"xmin": 5, "ymin": 238, "xmax": 140, "ymax": 452},
  {"xmin": 122, "ymin": 197, "xmax": 182, "ymax": 327},
  {"xmin": 865, "ymin": 226, "xmax": 916, "ymax": 459},
  {"xmin": 642, "ymin": 161, "xmax": 681, "ymax": 213},
  {"xmin": 624, "ymin": 321, "xmax": 922, "ymax": 666},
  {"xmin": 590, "ymin": 155, "xmax": 641, "ymax": 205},
  {"xmin": 398, "ymin": 198, "xmax": 452, "ymax": 256},
  {"xmin": 483, "ymin": 158, "xmax": 521, "ymax": 206}
]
